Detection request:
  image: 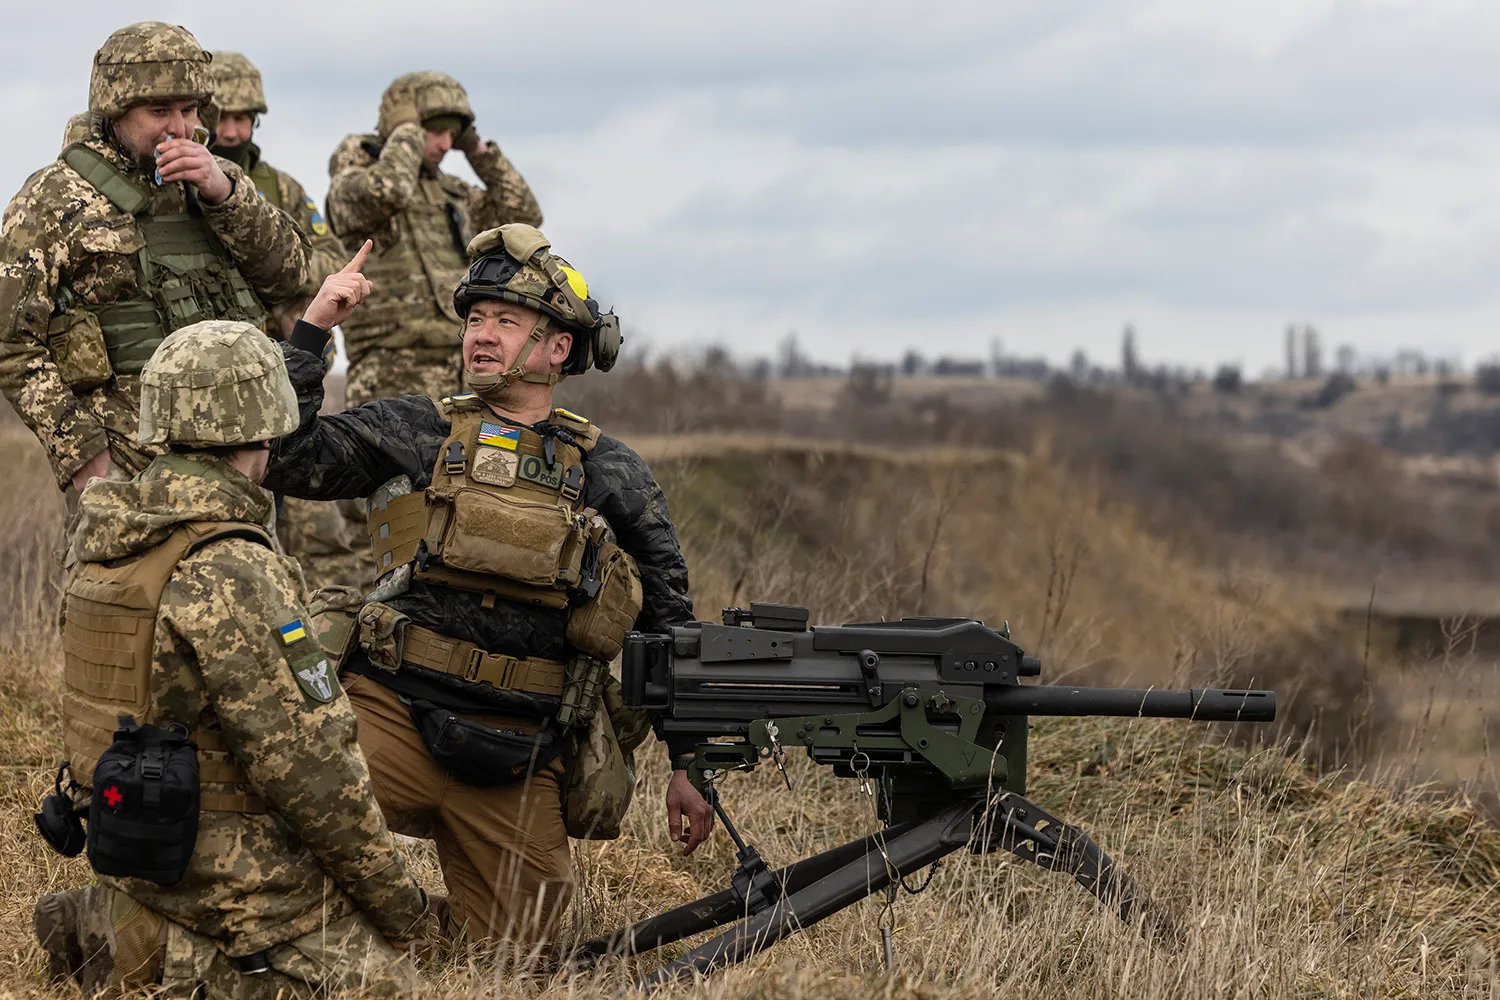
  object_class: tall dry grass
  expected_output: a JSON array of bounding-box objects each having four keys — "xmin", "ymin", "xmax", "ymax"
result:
[{"xmin": 0, "ymin": 385, "xmax": 1497, "ymax": 997}]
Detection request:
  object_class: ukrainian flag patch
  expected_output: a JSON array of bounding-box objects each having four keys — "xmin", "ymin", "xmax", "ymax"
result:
[
  {"xmin": 306, "ymin": 198, "xmax": 329, "ymax": 236},
  {"xmin": 278, "ymin": 619, "xmax": 308, "ymax": 644},
  {"xmin": 478, "ymin": 422, "xmax": 521, "ymax": 450}
]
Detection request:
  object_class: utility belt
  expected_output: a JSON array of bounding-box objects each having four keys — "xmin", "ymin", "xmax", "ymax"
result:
[
  {"xmin": 353, "ymin": 604, "xmax": 614, "ymax": 793},
  {"xmin": 399, "ymin": 621, "xmax": 566, "ymax": 699},
  {"xmin": 356, "ymin": 605, "xmax": 607, "ymax": 726}
]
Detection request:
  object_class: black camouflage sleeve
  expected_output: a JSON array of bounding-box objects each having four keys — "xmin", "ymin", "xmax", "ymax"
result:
[
  {"xmin": 263, "ymin": 341, "xmax": 448, "ymax": 500},
  {"xmin": 585, "ymin": 435, "xmax": 694, "ymax": 632}
]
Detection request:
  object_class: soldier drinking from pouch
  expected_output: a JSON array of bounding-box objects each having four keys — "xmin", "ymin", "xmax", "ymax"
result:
[{"xmin": 0, "ymin": 23, "xmax": 308, "ymax": 500}]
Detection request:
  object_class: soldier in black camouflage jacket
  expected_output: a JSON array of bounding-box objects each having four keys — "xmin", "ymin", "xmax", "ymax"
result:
[{"xmin": 264, "ymin": 225, "xmax": 713, "ymax": 946}]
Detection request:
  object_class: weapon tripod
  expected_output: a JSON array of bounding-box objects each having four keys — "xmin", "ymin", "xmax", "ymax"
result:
[{"xmin": 573, "ymin": 787, "xmax": 1143, "ymax": 992}]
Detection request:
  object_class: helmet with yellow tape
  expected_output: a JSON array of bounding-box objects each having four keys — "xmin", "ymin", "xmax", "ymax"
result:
[{"xmin": 453, "ymin": 225, "xmax": 622, "ymax": 389}]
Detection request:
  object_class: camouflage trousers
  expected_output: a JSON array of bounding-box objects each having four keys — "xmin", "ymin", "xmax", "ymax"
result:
[
  {"xmin": 277, "ymin": 495, "xmax": 374, "ymax": 593},
  {"xmin": 35, "ymin": 884, "xmax": 416, "ymax": 999}
]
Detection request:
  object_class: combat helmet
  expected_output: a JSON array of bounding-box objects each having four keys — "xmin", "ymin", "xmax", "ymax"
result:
[
  {"xmin": 207, "ymin": 51, "xmax": 267, "ymax": 115},
  {"xmin": 139, "ymin": 321, "xmax": 299, "ymax": 448},
  {"xmin": 89, "ymin": 22, "xmax": 214, "ymax": 119},
  {"xmin": 452, "ymin": 225, "xmax": 622, "ymax": 390},
  {"xmin": 377, "ymin": 71, "xmax": 473, "ymax": 138}
]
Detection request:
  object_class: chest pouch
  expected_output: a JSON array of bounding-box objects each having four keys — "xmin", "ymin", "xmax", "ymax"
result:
[
  {"xmin": 428, "ymin": 486, "xmax": 586, "ymax": 589},
  {"xmin": 404, "ymin": 698, "xmax": 561, "ymax": 786},
  {"xmin": 86, "ymin": 720, "xmax": 200, "ymax": 887}
]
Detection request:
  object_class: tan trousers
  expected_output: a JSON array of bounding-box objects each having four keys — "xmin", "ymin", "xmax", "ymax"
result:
[{"xmin": 342, "ymin": 673, "xmax": 575, "ymax": 947}]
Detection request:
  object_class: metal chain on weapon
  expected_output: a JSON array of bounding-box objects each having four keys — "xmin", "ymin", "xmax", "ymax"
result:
[{"xmin": 765, "ymin": 721, "xmax": 792, "ymax": 791}]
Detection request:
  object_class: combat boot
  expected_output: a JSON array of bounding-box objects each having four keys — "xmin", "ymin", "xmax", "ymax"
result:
[{"xmin": 33, "ymin": 889, "xmax": 85, "ymax": 984}]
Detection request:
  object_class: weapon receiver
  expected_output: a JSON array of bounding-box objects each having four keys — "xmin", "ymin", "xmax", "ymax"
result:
[{"xmin": 581, "ymin": 602, "xmax": 1276, "ymax": 989}]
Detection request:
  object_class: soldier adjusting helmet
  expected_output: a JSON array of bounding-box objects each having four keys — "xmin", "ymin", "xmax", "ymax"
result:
[
  {"xmin": 454, "ymin": 225, "xmax": 622, "ymax": 386},
  {"xmin": 89, "ymin": 22, "xmax": 214, "ymax": 120},
  {"xmin": 378, "ymin": 71, "xmax": 473, "ymax": 138},
  {"xmin": 207, "ymin": 51, "xmax": 267, "ymax": 115},
  {"xmin": 139, "ymin": 321, "xmax": 299, "ymax": 448}
]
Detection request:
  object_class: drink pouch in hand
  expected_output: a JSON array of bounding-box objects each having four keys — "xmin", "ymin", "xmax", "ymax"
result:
[{"xmin": 154, "ymin": 125, "xmax": 211, "ymax": 186}]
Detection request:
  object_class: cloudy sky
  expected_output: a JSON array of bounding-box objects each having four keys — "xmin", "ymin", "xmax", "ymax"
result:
[{"xmin": 3, "ymin": 0, "xmax": 1499, "ymax": 375}]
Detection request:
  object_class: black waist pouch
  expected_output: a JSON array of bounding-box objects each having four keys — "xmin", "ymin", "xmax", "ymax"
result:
[
  {"xmin": 87, "ymin": 722, "xmax": 200, "ymax": 886},
  {"xmin": 406, "ymin": 699, "xmax": 560, "ymax": 786}
]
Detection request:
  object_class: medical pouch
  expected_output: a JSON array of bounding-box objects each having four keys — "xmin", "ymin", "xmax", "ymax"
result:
[{"xmin": 87, "ymin": 722, "xmax": 200, "ymax": 886}]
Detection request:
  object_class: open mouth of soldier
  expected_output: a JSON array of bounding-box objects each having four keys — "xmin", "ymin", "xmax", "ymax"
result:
[{"xmin": 469, "ymin": 351, "xmax": 507, "ymax": 372}]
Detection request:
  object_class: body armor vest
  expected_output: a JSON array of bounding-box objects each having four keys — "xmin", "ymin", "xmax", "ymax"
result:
[
  {"xmin": 247, "ymin": 159, "xmax": 283, "ymax": 210},
  {"xmin": 61, "ymin": 521, "xmax": 272, "ymax": 813},
  {"xmin": 366, "ymin": 398, "xmax": 643, "ymax": 671},
  {"xmin": 340, "ymin": 144, "xmax": 471, "ymax": 361},
  {"xmin": 60, "ymin": 143, "xmax": 269, "ymax": 375}
]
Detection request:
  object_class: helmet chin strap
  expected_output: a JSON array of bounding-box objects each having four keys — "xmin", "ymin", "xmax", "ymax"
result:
[{"xmin": 464, "ymin": 316, "xmax": 566, "ymax": 403}]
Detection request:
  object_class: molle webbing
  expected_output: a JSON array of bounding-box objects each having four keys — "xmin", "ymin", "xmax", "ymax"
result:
[
  {"xmin": 62, "ymin": 144, "xmax": 149, "ymax": 215},
  {"xmin": 62, "ymin": 521, "xmax": 272, "ymax": 813},
  {"xmin": 248, "ymin": 160, "xmax": 283, "ymax": 210},
  {"xmin": 60, "ymin": 143, "xmax": 268, "ymax": 373},
  {"xmin": 400, "ymin": 622, "xmax": 566, "ymax": 697}
]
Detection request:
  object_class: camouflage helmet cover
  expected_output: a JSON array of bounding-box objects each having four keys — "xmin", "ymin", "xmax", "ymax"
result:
[
  {"xmin": 89, "ymin": 22, "xmax": 214, "ymax": 119},
  {"xmin": 455, "ymin": 225, "xmax": 621, "ymax": 379},
  {"xmin": 377, "ymin": 71, "xmax": 473, "ymax": 138},
  {"xmin": 139, "ymin": 321, "xmax": 299, "ymax": 448},
  {"xmin": 207, "ymin": 50, "xmax": 267, "ymax": 115}
]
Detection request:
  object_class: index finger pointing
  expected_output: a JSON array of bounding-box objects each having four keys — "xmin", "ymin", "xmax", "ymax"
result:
[{"xmin": 339, "ymin": 239, "xmax": 372, "ymax": 275}]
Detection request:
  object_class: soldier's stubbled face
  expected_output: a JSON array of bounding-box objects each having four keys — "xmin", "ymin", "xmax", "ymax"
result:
[
  {"xmin": 113, "ymin": 99, "xmax": 204, "ymax": 170},
  {"xmin": 423, "ymin": 128, "xmax": 455, "ymax": 166},
  {"xmin": 463, "ymin": 300, "xmax": 572, "ymax": 379},
  {"xmin": 215, "ymin": 112, "xmax": 255, "ymax": 149}
]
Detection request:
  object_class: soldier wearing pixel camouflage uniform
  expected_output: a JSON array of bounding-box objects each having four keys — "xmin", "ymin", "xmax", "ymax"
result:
[
  {"xmin": 33, "ymin": 270, "xmax": 433, "ymax": 996},
  {"xmin": 206, "ymin": 49, "xmax": 370, "ymax": 591},
  {"xmin": 266, "ymin": 224, "xmax": 715, "ymax": 946},
  {"xmin": 0, "ymin": 23, "xmax": 309, "ymax": 498},
  {"xmin": 326, "ymin": 71, "xmax": 543, "ymax": 407}
]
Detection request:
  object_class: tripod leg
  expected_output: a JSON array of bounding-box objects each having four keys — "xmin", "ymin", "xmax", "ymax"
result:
[
  {"xmin": 572, "ymin": 822, "xmax": 923, "ymax": 965},
  {"xmin": 978, "ymin": 792, "xmax": 1140, "ymax": 922},
  {"xmin": 634, "ymin": 798, "xmax": 981, "ymax": 991}
]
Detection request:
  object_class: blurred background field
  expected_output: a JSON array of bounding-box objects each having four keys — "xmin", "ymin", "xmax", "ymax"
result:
[{"xmin": 3, "ymin": 360, "xmax": 1500, "ymax": 997}]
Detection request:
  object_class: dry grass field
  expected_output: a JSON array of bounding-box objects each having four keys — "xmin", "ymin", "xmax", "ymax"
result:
[{"xmin": 3, "ymin": 367, "xmax": 1500, "ymax": 997}]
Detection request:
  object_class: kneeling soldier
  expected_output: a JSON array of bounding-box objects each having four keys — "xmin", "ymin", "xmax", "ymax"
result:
[
  {"xmin": 265, "ymin": 225, "xmax": 715, "ymax": 947},
  {"xmin": 33, "ymin": 296, "xmax": 431, "ymax": 996}
]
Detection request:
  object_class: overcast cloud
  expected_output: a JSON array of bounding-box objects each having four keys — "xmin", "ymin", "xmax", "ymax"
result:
[{"xmin": 3, "ymin": 0, "xmax": 1499, "ymax": 374}]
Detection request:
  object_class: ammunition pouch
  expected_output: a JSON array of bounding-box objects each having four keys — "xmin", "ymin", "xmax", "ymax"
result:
[
  {"xmin": 566, "ymin": 535, "xmax": 643, "ymax": 662},
  {"xmin": 405, "ymin": 698, "xmax": 560, "ymax": 787},
  {"xmin": 87, "ymin": 721, "xmax": 200, "ymax": 887},
  {"xmin": 357, "ymin": 601, "xmax": 410, "ymax": 671},
  {"xmin": 561, "ymin": 686, "xmax": 637, "ymax": 841},
  {"xmin": 46, "ymin": 309, "xmax": 113, "ymax": 391}
]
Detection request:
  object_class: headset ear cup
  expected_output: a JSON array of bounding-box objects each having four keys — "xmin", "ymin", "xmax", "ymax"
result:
[{"xmin": 591, "ymin": 313, "xmax": 622, "ymax": 373}]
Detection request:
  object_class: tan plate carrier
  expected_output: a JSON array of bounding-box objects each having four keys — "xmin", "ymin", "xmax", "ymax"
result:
[{"xmin": 61, "ymin": 521, "xmax": 272, "ymax": 813}]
